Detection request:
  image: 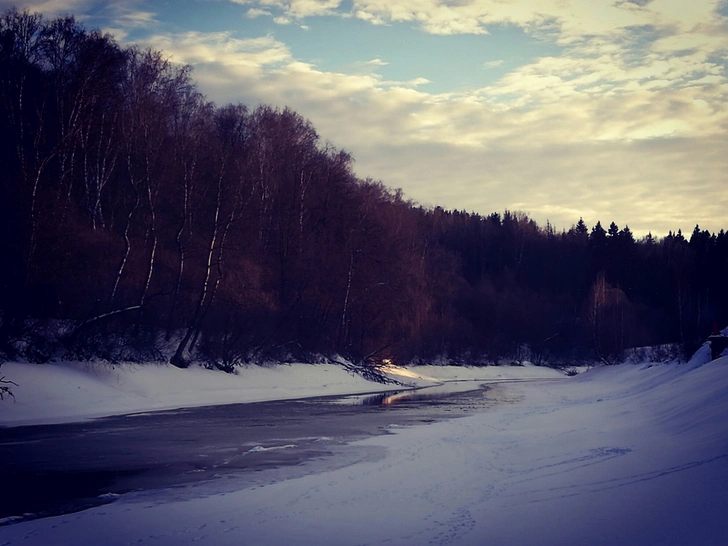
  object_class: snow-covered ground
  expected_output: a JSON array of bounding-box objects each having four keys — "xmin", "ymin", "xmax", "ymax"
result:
[{"xmin": 2, "ymin": 346, "xmax": 728, "ymax": 545}]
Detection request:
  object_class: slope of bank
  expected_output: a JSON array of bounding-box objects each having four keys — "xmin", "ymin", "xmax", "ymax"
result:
[{"xmin": 0, "ymin": 361, "xmax": 566, "ymax": 427}]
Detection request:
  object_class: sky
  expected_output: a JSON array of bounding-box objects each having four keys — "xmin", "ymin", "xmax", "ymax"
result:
[{"xmin": 3, "ymin": 0, "xmax": 727, "ymax": 237}]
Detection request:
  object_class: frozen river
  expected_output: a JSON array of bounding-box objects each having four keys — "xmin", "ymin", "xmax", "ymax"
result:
[{"xmin": 1, "ymin": 381, "xmax": 510, "ymax": 524}]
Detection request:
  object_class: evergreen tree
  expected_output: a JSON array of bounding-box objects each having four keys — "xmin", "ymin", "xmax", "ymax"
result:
[{"xmin": 607, "ymin": 222, "xmax": 620, "ymax": 239}]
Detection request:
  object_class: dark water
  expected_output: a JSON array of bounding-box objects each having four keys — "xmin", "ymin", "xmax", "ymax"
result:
[{"xmin": 0, "ymin": 382, "xmax": 500, "ymax": 524}]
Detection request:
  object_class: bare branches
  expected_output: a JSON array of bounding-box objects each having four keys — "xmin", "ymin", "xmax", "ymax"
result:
[{"xmin": 0, "ymin": 375, "xmax": 17, "ymax": 401}]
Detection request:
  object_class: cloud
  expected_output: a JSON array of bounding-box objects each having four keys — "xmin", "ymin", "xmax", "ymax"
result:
[
  {"xmin": 351, "ymin": 136, "xmax": 728, "ymax": 236},
  {"xmin": 483, "ymin": 60, "xmax": 504, "ymax": 69},
  {"xmin": 0, "ymin": 0, "xmax": 160, "ymax": 29},
  {"xmin": 318, "ymin": 0, "xmax": 728, "ymax": 53},
  {"xmin": 139, "ymin": 0, "xmax": 728, "ymax": 234},
  {"xmin": 100, "ymin": 25, "xmax": 128, "ymax": 40},
  {"xmin": 246, "ymin": 8, "xmax": 272, "ymax": 18},
  {"xmin": 378, "ymin": 76, "xmax": 431, "ymax": 88},
  {"xmin": 0, "ymin": 0, "xmax": 91, "ymax": 17},
  {"xmin": 228, "ymin": 2, "xmax": 728, "ymax": 107},
  {"xmin": 231, "ymin": 0, "xmax": 342, "ymax": 19},
  {"xmin": 114, "ymin": 8, "xmax": 156, "ymax": 28},
  {"xmin": 140, "ymin": 31, "xmax": 292, "ymax": 68}
]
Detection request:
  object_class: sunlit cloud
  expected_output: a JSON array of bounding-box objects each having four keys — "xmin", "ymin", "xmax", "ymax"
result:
[{"xmin": 141, "ymin": 31, "xmax": 292, "ymax": 68}]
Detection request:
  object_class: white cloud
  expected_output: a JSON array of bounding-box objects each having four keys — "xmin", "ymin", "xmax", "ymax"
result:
[
  {"xmin": 140, "ymin": 31, "xmax": 292, "ymax": 68},
  {"xmin": 346, "ymin": 0, "xmax": 728, "ymax": 50},
  {"xmin": 246, "ymin": 8, "xmax": 272, "ymax": 18},
  {"xmin": 483, "ymin": 60, "xmax": 504, "ymax": 69},
  {"xmin": 380, "ymin": 76, "xmax": 432, "ymax": 89},
  {"xmin": 231, "ymin": 0, "xmax": 342, "ymax": 19}
]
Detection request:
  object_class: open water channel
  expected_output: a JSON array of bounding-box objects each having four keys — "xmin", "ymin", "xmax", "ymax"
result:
[{"xmin": 0, "ymin": 380, "xmax": 522, "ymax": 524}]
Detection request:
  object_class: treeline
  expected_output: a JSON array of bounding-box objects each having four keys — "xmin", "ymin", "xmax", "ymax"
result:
[{"xmin": 1, "ymin": 9, "xmax": 726, "ymax": 368}]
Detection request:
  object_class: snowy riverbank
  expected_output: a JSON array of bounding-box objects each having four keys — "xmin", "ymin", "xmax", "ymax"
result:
[
  {"xmin": 0, "ymin": 360, "xmax": 566, "ymax": 427},
  {"xmin": 2, "ymin": 345, "xmax": 728, "ymax": 545}
]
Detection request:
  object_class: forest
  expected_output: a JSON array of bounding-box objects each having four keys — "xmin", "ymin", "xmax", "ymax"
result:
[{"xmin": 1, "ymin": 8, "xmax": 727, "ymax": 370}]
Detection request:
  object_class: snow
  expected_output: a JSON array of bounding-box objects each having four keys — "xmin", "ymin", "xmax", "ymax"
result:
[
  {"xmin": 2, "ymin": 346, "xmax": 728, "ymax": 545},
  {"xmin": 0, "ymin": 360, "xmax": 564, "ymax": 427}
]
